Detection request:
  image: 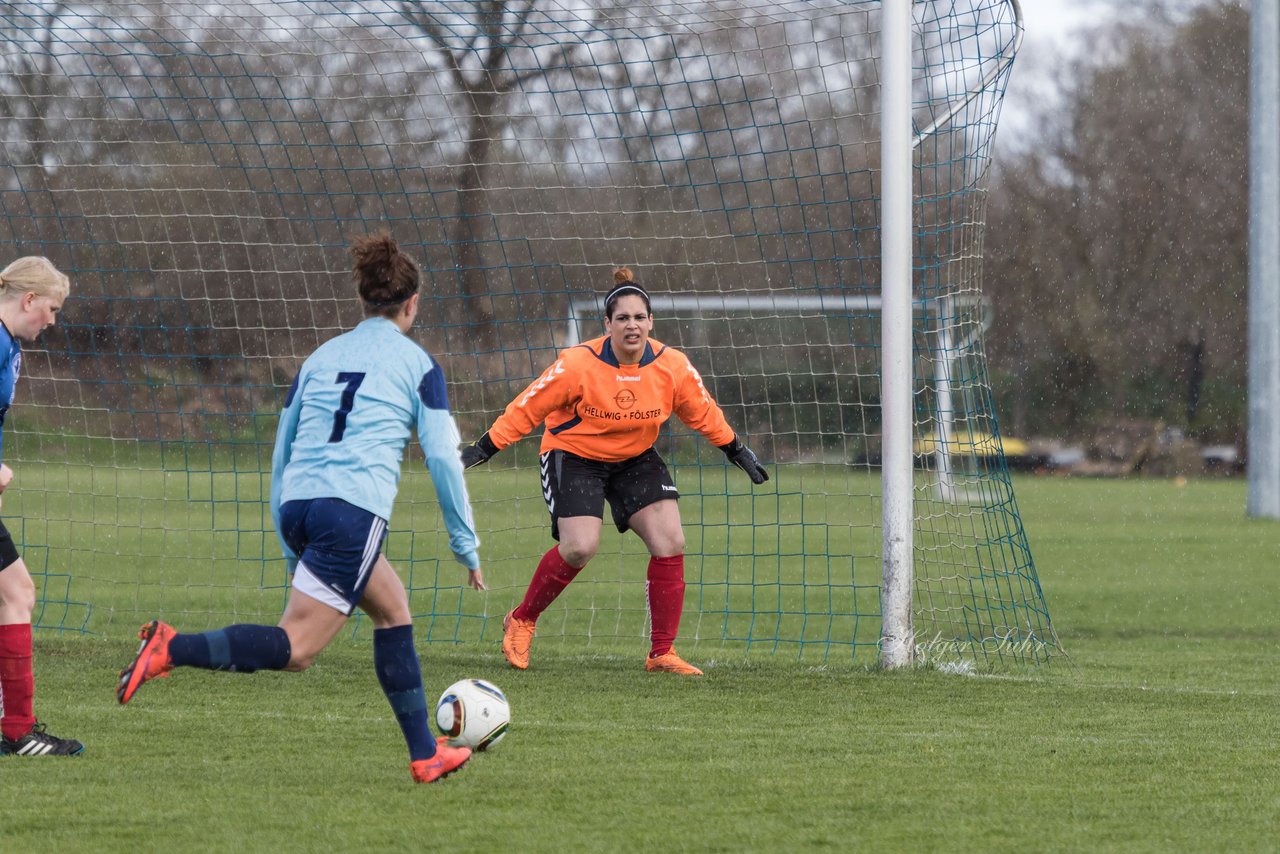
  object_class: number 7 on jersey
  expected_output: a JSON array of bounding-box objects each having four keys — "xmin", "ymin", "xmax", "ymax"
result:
[{"xmin": 328, "ymin": 372, "xmax": 366, "ymax": 442}]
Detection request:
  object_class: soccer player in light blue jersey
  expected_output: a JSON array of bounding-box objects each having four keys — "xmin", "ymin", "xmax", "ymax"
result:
[{"xmin": 118, "ymin": 233, "xmax": 483, "ymax": 783}]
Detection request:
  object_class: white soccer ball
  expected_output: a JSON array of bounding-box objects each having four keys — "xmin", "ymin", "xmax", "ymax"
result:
[{"xmin": 435, "ymin": 678, "xmax": 510, "ymax": 752}]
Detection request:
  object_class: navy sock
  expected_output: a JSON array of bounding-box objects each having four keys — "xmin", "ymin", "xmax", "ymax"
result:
[
  {"xmin": 374, "ymin": 624, "xmax": 434, "ymax": 762},
  {"xmin": 169, "ymin": 625, "xmax": 292, "ymax": 672}
]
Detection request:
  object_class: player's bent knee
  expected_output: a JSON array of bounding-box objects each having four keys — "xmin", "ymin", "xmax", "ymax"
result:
[
  {"xmin": 13, "ymin": 587, "xmax": 36, "ymax": 616},
  {"xmin": 367, "ymin": 606, "xmax": 412, "ymax": 629},
  {"xmin": 0, "ymin": 576, "xmax": 36, "ymax": 617},
  {"xmin": 644, "ymin": 530, "xmax": 684, "ymax": 558},
  {"xmin": 559, "ymin": 542, "xmax": 597, "ymax": 568},
  {"xmin": 285, "ymin": 652, "xmax": 318, "ymax": 672},
  {"xmin": 279, "ymin": 630, "xmax": 326, "ymax": 672}
]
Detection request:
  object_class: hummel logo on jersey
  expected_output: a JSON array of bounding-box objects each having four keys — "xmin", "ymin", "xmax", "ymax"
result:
[
  {"xmin": 687, "ymin": 365, "xmax": 709, "ymax": 401},
  {"xmin": 616, "ymin": 375, "xmax": 640, "ymax": 382}
]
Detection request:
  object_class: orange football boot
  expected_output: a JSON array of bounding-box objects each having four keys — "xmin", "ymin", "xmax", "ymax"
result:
[
  {"xmin": 117, "ymin": 620, "xmax": 177, "ymax": 704},
  {"xmin": 410, "ymin": 736, "xmax": 472, "ymax": 783},
  {"xmin": 501, "ymin": 609, "xmax": 536, "ymax": 670},
  {"xmin": 645, "ymin": 648, "xmax": 703, "ymax": 675}
]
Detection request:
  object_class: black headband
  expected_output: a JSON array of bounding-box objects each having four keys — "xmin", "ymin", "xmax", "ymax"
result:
[{"xmin": 364, "ymin": 283, "xmax": 417, "ymax": 308}]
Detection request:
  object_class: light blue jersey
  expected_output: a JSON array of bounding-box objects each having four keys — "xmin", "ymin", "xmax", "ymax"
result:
[{"xmin": 270, "ymin": 317, "xmax": 480, "ymax": 570}]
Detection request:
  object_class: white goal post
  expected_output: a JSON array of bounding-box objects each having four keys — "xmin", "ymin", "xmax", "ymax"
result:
[{"xmin": 879, "ymin": 0, "xmax": 1023, "ymax": 666}]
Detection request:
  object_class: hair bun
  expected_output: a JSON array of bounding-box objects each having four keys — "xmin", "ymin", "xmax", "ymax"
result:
[
  {"xmin": 350, "ymin": 232, "xmax": 419, "ymax": 310},
  {"xmin": 612, "ymin": 266, "xmax": 634, "ymax": 285}
]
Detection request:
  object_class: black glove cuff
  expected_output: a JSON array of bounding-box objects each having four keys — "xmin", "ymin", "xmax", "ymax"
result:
[
  {"xmin": 718, "ymin": 436, "xmax": 744, "ymax": 455},
  {"xmin": 476, "ymin": 432, "xmax": 500, "ymax": 458}
]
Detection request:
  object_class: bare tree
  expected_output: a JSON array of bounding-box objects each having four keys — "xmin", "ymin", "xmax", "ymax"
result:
[
  {"xmin": 985, "ymin": 1, "xmax": 1248, "ymax": 443},
  {"xmin": 0, "ymin": 3, "xmax": 66, "ymax": 194},
  {"xmin": 396, "ymin": 1, "xmax": 587, "ymax": 341}
]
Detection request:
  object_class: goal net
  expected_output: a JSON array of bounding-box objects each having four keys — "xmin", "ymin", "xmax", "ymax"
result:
[{"xmin": 1, "ymin": 0, "xmax": 1056, "ymax": 666}]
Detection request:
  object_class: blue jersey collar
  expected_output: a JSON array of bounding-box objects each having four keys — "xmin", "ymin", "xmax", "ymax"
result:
[
  {"xmin": 597, "ymin": 337, "xmax": 659, "ymax": 368},
  {"xmin": 0, "ymin": 319, "xmax": 19, "ymax": 355}
]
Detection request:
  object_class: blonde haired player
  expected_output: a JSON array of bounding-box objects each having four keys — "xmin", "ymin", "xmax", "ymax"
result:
[
  {"xmin": 0, "ymin": 256, "xmax": 81, "ymax": 756},
  {"xmin": 461, "ymin": 267, "xmax": 768, "ymax": 675}
]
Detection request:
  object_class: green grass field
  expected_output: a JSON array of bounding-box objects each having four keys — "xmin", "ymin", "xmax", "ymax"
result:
[{"xmin": 1, "ymin": 475, "xmax": 1276, "ymax": 852}]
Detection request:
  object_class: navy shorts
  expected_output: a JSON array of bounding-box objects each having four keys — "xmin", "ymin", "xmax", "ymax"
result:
[
  {"xmin": 540, "ymin": 448, "xmax": 678, "ymax": 540},
  {"xmin": 277, "ymin": 498, "xmax": 387, "ymax": 616},
  {"xmin": 0, "ymin": 519, "xmax": 20, "ymax": 570}
]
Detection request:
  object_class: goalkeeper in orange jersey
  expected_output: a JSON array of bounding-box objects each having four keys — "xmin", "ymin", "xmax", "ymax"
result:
[{"xmin": 461, "ymin": 267, "xmax": 768, "ymax": 675}]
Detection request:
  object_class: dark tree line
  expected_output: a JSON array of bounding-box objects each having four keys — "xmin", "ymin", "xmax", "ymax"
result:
[{"xmin": 983, "ymin": 0, "xmax": 1249, "ymax": 445}]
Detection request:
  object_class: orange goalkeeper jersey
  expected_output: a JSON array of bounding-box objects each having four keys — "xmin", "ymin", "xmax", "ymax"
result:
[{"xmin": 487, "ymin": 336, "xmax": 735, "ymax": 462}]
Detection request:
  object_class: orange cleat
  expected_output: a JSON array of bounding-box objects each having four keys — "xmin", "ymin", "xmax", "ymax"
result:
[
  {"xmin": 501, "ymin": 609, "xmax": 536, "ymax": 670},
  {"xmin": 645, "ymin": 649, "xmax": 703, "ymax": 675},
  {"xmin": 116, "ymin": 620, "xmax": 177, "ymax": 704},
  {"xmin": 410, "ymin": 736, "xmax": 472, "ymax": 783}
]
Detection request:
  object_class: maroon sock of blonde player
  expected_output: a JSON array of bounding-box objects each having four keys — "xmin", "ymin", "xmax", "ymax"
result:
[
  {"xmin": 0, "ymin": 623, "xmax": 36, "ymax": 741},
  {"xmin": 512, "ymin": 546, "xmax": 584, "ymax": 622},
  {"xmin": 646, "ymin": 554, "xmax": 685, "ymax": 658}
]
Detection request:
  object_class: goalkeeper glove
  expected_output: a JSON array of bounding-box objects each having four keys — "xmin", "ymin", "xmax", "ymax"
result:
[
  {"xmin": 719, "ymin": 435, "xmax": 769, "ymax": 484},
  {"xmin": 461, "ymin": 432, "xmax": 500, "ymax": 469}
]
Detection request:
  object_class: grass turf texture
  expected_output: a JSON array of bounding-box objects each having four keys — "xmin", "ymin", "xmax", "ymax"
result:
[{"xmin": 1, "ymin": 475, "xmax": 1276, "ymax": 851}]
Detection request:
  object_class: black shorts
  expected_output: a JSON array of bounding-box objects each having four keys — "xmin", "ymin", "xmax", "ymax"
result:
[
  {"xmin": 540, "ymin": 448, "xmax": 679, "ymax": 540},
  {"xmin": 0, "ymin": 519, "xmax": 21, "ymax": 571}
]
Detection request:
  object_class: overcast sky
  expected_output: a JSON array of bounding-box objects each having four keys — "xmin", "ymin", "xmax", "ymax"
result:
[
  {"xmin": 1017, "ymin": 0, "xmax": 1117, "ymax": 50},
  {"xmin": 998, "ymin": 0, "xmax": 1123, "ymax": 142}
]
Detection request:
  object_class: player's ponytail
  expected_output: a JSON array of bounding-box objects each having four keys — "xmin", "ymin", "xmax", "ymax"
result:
[
  {"xmin": 0, "ymin": 256, "xmax": 71, "ymax": 303},
  {"xmin": 603, "ymin": 266, "xmax": 651, "ymax": 318},
  {"xmin": 350, "ymin": 232, "xmax": 420, "ymax": 318}
]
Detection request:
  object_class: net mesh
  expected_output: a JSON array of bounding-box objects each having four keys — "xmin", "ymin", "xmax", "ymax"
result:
[{"xmin": 0, "ymin": 0, "xmax": 1055, "ymax": 664}]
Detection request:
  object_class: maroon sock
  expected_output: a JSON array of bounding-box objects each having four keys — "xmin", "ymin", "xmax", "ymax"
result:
[
  {"xmin": 0, "ymin": 623, "xmax": 36, "ymax": 741},
  {"xmin": 512, "ymin": 546, "xmax": 584, "ymax": 622},
  {"xmin": 646, "ymin": 554, "xmax": 685, "ymax": 658}
]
